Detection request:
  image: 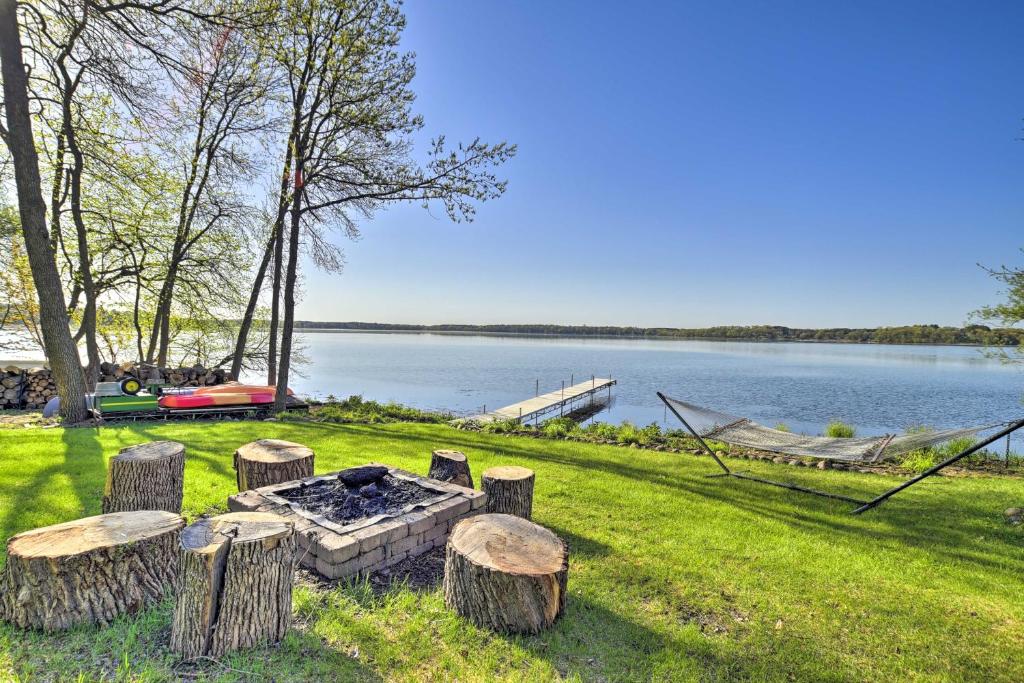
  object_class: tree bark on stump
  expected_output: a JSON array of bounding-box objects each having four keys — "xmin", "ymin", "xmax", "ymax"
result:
[
  {"xmin": 0, "ymin": 511, "xmax": 184, "ymax": 631},
  {"xmin": 103, "ymin": 441, "xmax": 185, "ymax": 513},
  {"xmin": 170, "ymin": 512, "xmax": 295, "ymax": 660},
  {"xmin": 234, "ymin": 439, "xmax": 314, "ymax": 491},
  {"xmin": 443, "ymin": 513, "xmax": 568, "ymax": 634},
  {"xmin": 482, "ymin": 466, "xmax": 535, "ymax": 519},
  {"xmin": 429, "ymin": 449, "xmax": 473, "ymax": 489}
]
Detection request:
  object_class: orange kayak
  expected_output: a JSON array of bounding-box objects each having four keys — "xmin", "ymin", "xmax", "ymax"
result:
[{"xmin": 158, "ymin": 384, "xmax": 291, "ymax": 410}]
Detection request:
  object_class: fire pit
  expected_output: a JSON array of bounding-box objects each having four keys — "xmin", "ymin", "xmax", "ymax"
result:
[{"xmin": 228, "ymin": 463, "xmax": 485, "ymax": 579}]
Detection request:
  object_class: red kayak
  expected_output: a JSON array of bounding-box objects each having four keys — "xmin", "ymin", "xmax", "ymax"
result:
[{"xmin": 158, "ymin": 384, "xmax": 290, "ymax": 410}]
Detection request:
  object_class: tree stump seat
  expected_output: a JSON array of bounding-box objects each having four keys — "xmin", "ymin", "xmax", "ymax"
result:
[
  {"xmin": 103, "ymin": 440, "xmax": 185, "ymax": 513},
  {"xmin": 0, "ymin": 511, "xmax": 184, "ymax": 631},
  {"xmin": 171, "ymin": 512, "xmax": 295, "ymax": 659},
  {"xmin": 443, "ymin": 513, "xmax": 568, "ymax": 634},
  {"xmin": 234, "ymin": 439, "xmax": 314, "ymax": 491},
  {"xmin": 429, "ymin": 449, "xmax": 473, "ymax": 488},
  {"xmin": 482, "ymin": 466, "xmax": 535, "ymax": 519}
]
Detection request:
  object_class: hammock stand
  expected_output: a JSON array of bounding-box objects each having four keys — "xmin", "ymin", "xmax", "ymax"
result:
[{"xmin": 657, "ymin": 391, "xmax": 1024, "ymax": 514}]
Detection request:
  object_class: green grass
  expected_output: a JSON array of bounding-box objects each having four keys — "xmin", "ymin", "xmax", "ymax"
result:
[
  {"xmin": 824, "ymin": 421, "xmax": 856, "ymax": 438},
  {"xmin": 1, "ymin": 420, "xmax": 1023, "ymax": 681}
]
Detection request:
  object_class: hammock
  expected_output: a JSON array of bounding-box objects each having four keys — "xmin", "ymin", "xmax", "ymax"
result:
[
  {"xmin": 658, "ymin": 391, "xmax": 1024, "ymax": 514},
  {"xmin": 660, "ymin": 395, "xmax": 992, "ymax": 463}
]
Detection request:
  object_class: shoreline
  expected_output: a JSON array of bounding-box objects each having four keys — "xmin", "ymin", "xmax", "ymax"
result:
[{"xmin": 293, "ymin": 327, "xmax": 1008, "ymax": 348}]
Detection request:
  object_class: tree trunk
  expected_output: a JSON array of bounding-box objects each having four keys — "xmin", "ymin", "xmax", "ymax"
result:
[
  {"xmin": 429, "ymin": 450, "xmax": 474, "ymax": 489},
  {"xmin": 0, "ymin": 511, "xmax": 184, "ymax": 631},
  {"xmin": 443, "ymin": 514, "xmax": 568, "ymax": 634},
  {"xmin": 0, "ymin": 0, "xmax": 88, "ymax": 422},
  {"xmin": 230, "ymin": 230, "xmax": 275, "ymax": 382},
  {"xmin": 231, "ymin": 126, "xmax": 294, "ymax": 384},
  {"xmin": 482, "ymin": 466, "xmax": 535, "ymax": 519},
  {"xmin": 267, "ymin": 220, "xmax": 284, "ymax": 385},
  {"xmin": 102, "ymin": 441, "xmax": 186, "ymax": 513},
  {"xmin": 234, "ymin": 439, "xmax": 314, "ymax": 491},
  {"xmin": 274, "ymin": 158, "xmax": 303, "ymax": 412},
  {"xmin": 170, "ymin": 512, "xmax": 295, "ymax": 660}
]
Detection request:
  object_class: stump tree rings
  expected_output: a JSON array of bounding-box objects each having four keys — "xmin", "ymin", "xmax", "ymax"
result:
[
  {"xmin": 429, "ymin": 449, "xmax": 474, "ymax": 489},
  {"xmin": 102, "ymin": 441, "xmax": 185, "ymax": 513},
  {"xmin": 0, "ymin": 511, "xmax": 184, "ymax": 631},
  {"xmin": 170, "ymin": 512, "xmax": 295, "ymax": 659},
  {"xmin": 482, "ymin": 466, "xmax": 535, "ymax": 519},
  {"xmin": 234, "ymin": 439, "xmax": 314, "ymax": 491},
  {"xmin": 444, "ymin": 513, "xmax": 568, "ymax": 634}
]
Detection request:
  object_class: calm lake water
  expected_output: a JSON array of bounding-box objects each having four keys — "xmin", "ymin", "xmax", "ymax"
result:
[{"xmin": 249, "ymin": 331, "xmax": 1024, "ymax": 436}]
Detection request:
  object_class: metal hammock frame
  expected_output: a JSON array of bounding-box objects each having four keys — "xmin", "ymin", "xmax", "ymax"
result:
[{"xmin": 657, "ymin": 391, "xmax": 1024, "ymax": 514}]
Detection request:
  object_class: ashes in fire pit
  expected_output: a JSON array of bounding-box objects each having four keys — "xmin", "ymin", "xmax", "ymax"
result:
[
  {"xmin": 228, "ymin": 463, "xmax": 486, "ymax": 580},
  {"xmin": 276, "ymin": 474, "xmax": 438, "ymax": 525}
]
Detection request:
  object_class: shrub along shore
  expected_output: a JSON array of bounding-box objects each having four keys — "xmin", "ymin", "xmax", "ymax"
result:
[{"xmin": 280, "ymin": 397, "xmax": 1023, "ymax": 476}]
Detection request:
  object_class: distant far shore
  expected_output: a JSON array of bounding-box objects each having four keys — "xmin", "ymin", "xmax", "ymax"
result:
[{"xmin": 294, "ymin": 322, "xmax": 1023, "ymax": 347}]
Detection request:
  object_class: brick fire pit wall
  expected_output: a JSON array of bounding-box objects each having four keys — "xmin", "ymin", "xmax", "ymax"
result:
[{"xmin": 227, "ymin": 464, "xmax": 486, "ymax": 579}]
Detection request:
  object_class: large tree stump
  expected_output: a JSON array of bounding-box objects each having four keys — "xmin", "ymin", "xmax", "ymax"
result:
[
  {"xmin": 482, "ymin": 466, "xmax": 535, "ymax": 519},
  {"xmin": 234, "ymin": 439, "xmax": 314, "ymax": 491},
  {"xmin": 443, "ymin": 514, "xmax": 568, "ymax": 634},
  {"xmin": 170, "ymin": 512, "xmax": 295, "ymax": 660},
  {"xmin": 0, "ymin": 511, "xmax": 184, "ymax": 632},
  {"xmin": 429, "ymin": 449, "xmax": 473, "ymax": 489},
  {"xmin": 102, "ymin": 441, "xmax": 185, "ymax": 514}
]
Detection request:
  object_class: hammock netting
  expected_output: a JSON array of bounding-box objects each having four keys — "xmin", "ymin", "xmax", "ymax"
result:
[{"xmin": 663, "ymin": 396, "xmax": 992, "ymax": 463}]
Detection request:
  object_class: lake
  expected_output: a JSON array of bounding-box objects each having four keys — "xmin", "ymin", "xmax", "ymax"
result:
[{"xmin": 248, "ymin": 331, "xmax": 1024, "ymax": 436}]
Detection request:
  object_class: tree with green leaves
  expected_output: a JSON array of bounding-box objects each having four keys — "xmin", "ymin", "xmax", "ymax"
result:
[
  {"xmin": 225, "ymin": 0, "xmax": 516, "ymax": 408},
  {"xmin": 972, "ymin": 251, "xmax": 1024, "ymax": 362}
]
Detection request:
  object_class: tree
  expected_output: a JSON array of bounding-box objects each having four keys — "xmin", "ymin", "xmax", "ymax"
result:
[
  {"xmin": 145, "ymin": 20, "xmax": 273, "ymax": 367},
  {"xmin": 972, "ymin": 251, "xmax": 1024, "ymax": 363},
  {"xmin": 243, "ymin": 0, "xmax": 515, "ymax": 410},
  {"xmin": 0, "ymin": 0, "xmax": 88, "ymax": 420}
]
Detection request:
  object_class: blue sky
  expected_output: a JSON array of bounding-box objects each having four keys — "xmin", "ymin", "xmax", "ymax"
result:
[{"xmin": 299, "ymin": 0, "xmax": 1024, "ymax": 328}]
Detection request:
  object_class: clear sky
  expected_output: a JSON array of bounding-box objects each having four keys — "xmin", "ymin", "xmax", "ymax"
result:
[{"xmin": 298, "ymin": 0, "xmax": 1024, "ymax": 328}]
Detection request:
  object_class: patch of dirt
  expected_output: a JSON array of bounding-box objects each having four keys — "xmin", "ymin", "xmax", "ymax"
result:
[{"xmin": 369, "ymin": 546, "xmax": 447, "ymax": 594}]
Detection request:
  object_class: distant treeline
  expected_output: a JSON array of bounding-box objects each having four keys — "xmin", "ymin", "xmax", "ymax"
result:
[{"xmin": 293, "ymin": 322, "xmax": 1024, "ymax": 346}]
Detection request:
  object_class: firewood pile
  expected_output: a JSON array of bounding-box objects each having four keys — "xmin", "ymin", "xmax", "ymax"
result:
[
  {"xmin": 0, "ymin": 362, "xmax": 231, "ymax": 410},
  {"xmin": 97, "ymin": 361, "xmax": 230, "ymax": 387},
  {"xmin": 1, "ymin": 366, "xmax": 52, "ymax": 410}
]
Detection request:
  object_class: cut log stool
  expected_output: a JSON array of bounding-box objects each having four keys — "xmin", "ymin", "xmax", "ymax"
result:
[
  {"xmin": 429, "ymin": 449, "xmax": 473, "ymax": 488},
  {"xmin": 444, "ymin": 513, "xmax": 568, "ymax": 634},
  {"xmin": 234, "ymin": 439, "xmax": 314, "ymax": 491},
  {"xmin": 103, "ymin": 441, "xmax": 185, "ymax": 513},
  {"xmin": 0, "ymin": 511, "xmax": 184, "ymax": 631},
  {"xmin": 171, "ymin": 512, "xmax": 295, "ymax": 659},
  {"xmin": 482, "ymin": 466, "xmax": 535, "ymax": 519}
]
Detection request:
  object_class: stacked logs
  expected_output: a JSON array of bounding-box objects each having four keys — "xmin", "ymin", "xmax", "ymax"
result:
[
  {"xmin": 0, "ymin": 362, "xmax": 232, "ymax": 410},
  {"xmin": 98, "ymin": 361, "xmax": 230, "ymax": 387},
  {"xmin": 0, "ymin": 366, "xmax": 55, "ymax": 410},
  {"xmin": 0, "ymin": 367, "xmax": 26, "ymax": 409}
]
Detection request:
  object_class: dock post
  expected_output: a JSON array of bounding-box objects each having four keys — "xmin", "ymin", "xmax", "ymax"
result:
[{"xmin": 535, "ymin": 379, "xmax": 539, "ymax": 397}]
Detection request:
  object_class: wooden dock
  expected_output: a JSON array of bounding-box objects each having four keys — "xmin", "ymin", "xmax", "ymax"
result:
[{"xmin": 468, "ymin": 377, "xmax": 616, "ymax": 423}]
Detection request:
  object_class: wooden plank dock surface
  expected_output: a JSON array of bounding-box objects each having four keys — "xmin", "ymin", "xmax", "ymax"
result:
[{"xmin": 468, "ymin": 378, "xmax": 616, "ymax": 423}]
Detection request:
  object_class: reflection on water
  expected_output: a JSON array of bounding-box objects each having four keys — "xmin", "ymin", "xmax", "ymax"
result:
[{"xmin": 242, "ymin": 332, "xmax": 1023, "ymax": 436}]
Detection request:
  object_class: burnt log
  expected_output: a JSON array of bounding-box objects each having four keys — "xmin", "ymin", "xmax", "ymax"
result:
[
  {"xmin": 338, "ymin": 465, "xmax": 388, "ymax": 487},
  {"xmin": 482, "ymin": 466, "xmax": 535, "ymax": 519},
  {"xmin": 0, "ymin": 511, "xmax": 184, "ymax": 631},
  {"xmin": 170, "ymin": 512, "xmax": 295, "ymax": 659},
  {"xmin": 429, "ymin": 450, "xmax": 474, "ymax": 489},
  {"xmin": 443, "ymin": 514, "xmax": 568, "ymax": 634},
  {"xmin": 102, "ymin": 441, "xmax": 185, "ymax": 514},
  {"xmin": 234, "ymin": 439, "xmax": 314, "ymax": 491}
]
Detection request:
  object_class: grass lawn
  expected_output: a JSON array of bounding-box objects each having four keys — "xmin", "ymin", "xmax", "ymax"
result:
[{"xmin": 0, "ymin": 420, "xmax": 1022, "ymax": 682}]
